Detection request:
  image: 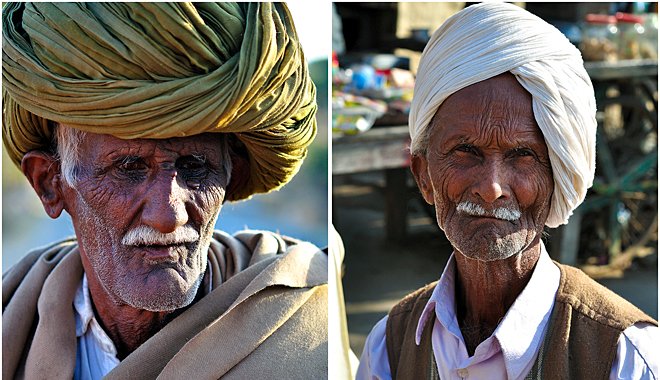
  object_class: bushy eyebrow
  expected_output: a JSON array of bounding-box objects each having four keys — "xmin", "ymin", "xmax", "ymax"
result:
[
  {"xmin": 440, "ymin": 131, "xmax": 545, "ymax": 148},
  {"xmin": 189, "ymin": 153, "xmax": 207, "ymax": 162},
  {"xmin": 112, "ymin": 155, "xmax": 142, "ymax": 165}
]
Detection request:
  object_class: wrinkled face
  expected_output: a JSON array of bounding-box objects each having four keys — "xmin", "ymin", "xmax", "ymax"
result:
[
  {"xmin": 412, "ymin": 73, "xmax": 553, "ymax": 261},
  {"xmin": 64, "ymin": 132, "xmax": 230, "ymax": 311}
]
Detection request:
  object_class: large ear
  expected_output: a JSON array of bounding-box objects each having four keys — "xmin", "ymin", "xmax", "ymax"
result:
[
  {"xmin": 224, "ymin": 136, "xmax": 250, "ymax": 202},
  {"xmin": 21, "ymin": 151, "xmax": 65, "ymax": 218},
  {"xmin": 410, "ymin": 154, "xmax": 434, "ymax": 205}
]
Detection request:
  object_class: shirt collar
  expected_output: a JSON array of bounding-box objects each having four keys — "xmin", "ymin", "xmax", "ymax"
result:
[
  {"xmin": 415, "ymin": 243, "xmax": 560, "ymax": 378},
  {"xmin": 493, "ymin": 243, "xmax": 559, "ymax": 379},
  {"xmin": 415, "ymin": 253, "xmax": 461, "ymax": 345},
  {"xmin": 73, "ymin": 274, "xmax": 118, "ymax": 355},
  {"xmin": 74, "ymin": 274, "xmax": 95, "ymax": 338}
]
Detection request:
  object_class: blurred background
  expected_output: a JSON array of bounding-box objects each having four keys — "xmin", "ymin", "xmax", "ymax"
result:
[
  {"xmin": 332, "ymin": 2, "xmax": 658, "ymax": 356},
  {"xmin": 2, "ymin": 3, "xmax": 330, "ymax": 269}
]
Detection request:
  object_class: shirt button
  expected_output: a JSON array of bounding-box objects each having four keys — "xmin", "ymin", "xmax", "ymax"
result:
[{"xmin": 457, "ymin": 368, "xmax": 469, "ymax": 378}]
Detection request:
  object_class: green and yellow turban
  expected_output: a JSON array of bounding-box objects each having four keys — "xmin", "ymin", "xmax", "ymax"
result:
[{"xmin": 2, "ymin": 2, "xmax": 317, "ymax": 201}]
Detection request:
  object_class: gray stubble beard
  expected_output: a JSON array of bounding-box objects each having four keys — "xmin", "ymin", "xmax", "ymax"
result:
[
  {"xmin": 440, "ymin": 208, "xmax": 531, "ymax": 263},
  {"xmin": 453, "ymin": 229, "xmax": 529, "ymax": 262}
]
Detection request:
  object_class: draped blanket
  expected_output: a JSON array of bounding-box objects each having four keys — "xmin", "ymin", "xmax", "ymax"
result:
[
  {"xmin": 2, "ymin": 3, "xmax": 317, "ymax": 201},
  {"xmin": 2, "ymin": 230, "xmax": 328, "ymax": 379}
]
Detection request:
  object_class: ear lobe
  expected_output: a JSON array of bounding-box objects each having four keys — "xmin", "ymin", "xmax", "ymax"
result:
[
  {"xmin": 225, "ymin": 150, "xmax": 250, "ymax": 202},
  {"xmin": 21, "ymin": 151, "xmax": 65, "ymax": 219},
  {"xmin": 410, "ymin": 154, "xmax": 434, "ymax": 205}
]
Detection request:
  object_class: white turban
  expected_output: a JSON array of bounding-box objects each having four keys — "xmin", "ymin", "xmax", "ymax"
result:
[{"xmin": 409, "ymin": 2, "xmax": 597, "ymax": 228}]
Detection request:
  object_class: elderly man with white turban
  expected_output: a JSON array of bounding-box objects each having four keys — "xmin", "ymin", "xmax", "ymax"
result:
[
  {"xmin": 357, "ymin": 3, "xmax": 657, "ymax": 380},
  {"xmin": 2, "ymin": 3, "xmax": 327, "ymax": 379}
]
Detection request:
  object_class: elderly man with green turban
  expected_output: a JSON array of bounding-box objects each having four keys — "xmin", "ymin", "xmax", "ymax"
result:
[{"xmin": 2, "ymin": 3, "xmax": 327, "ymax": 379}]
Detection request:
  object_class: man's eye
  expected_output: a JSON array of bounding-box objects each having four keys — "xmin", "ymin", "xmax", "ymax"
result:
[
  {"xmin": 179, "ymin": 160, "xmax": 204, "ymax": 170},
  {"xmin": 114, "ymin": 157, "xmax": 148, "ymax": 177},
  {"xmin": 456, "ymin": 144, "xmax": 477, "ymax": 154},
  {"xmin": 177, "ymin": 156, "xmax": 208, "ymax": 176},
  {"xmin": 118, "ymin": 162, "xmax": 146, "ymax": 172},
  {"xmin": 511, "ymin": 148, "xmax": 534, "ymax": 157}
]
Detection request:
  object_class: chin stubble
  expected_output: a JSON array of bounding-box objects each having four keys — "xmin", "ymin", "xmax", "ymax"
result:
[{"xmin": 451, "ymin": 201, "xmax": 527, "ymax": 261}]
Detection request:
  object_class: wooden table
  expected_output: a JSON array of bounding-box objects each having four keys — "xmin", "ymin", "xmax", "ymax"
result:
[
  {"xmin": 332, "ymin": 126, "xmax": 413, "ymax": 241},
  {"xmin": 332, "ymin": 126, "xmax": 410, "ymax": 174},
  {"xmin": 584, "ymin": 59, "xmax": 658, "ymax": 80}
]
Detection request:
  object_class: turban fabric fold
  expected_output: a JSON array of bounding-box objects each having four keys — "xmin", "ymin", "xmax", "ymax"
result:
[
  {"xmin": 409, "ymin": 2, "xmax": 597, "ymax": 228},
  {"xmin": 2, "ymin": 2, "xmax": 316, "ymax": 201}
]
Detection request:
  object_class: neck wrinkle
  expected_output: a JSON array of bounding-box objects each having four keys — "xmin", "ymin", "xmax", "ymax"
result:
[{"xmin": 453, "ymin": 241, "xmax": 541, "ymax": 354}]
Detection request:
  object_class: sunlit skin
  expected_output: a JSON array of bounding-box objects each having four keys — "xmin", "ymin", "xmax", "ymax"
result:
[
  {"xmin": 411, "ymin": 73, "xmax": 554, "ymax": 355},
  {"xmin": 22, "ymin": 131, "xmax": 234, "ymax": 358}
]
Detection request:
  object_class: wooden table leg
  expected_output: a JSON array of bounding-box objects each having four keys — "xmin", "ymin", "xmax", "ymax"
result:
[{"xmin": 385, "ymin": 168, "xmax": 408, "ymax": 242}]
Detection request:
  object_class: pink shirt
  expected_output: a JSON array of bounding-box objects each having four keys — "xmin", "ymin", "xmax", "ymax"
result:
[{"xmin": 357, "ymin": 245, "xmax": 658, "ymax": 380}]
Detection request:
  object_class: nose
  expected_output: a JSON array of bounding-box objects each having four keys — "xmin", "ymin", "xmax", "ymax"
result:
[
  {"xmin": 141, "ymin": 170, "xmax": 189, "ymax": 233},
  {"xmin": 472, "ymin": 161, "xmax": 510, "ymax": 204}
]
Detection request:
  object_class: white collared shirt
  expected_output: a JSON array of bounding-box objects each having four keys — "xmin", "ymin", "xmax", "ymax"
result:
[
  {"xmin": 73, "ymin": 275, "xmax": 120, "ymax": 380},
  {"xmin": 357, "ymin": 245, "xmax": 658, "ymax": 380}
]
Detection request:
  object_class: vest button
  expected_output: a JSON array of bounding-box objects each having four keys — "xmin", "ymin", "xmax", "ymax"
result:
[{"xmin": 457, "ymin": 368, "xmax": 469, "ymax": 378}]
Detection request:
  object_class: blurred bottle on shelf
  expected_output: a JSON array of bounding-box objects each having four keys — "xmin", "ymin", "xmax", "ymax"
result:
[
  {"xmin": 580, "ymin": 14, "xmax": 619, "ymax": 62},
  {"xmin": 616, "ymin": 12, "xmax": 655, "ymax": 60}
]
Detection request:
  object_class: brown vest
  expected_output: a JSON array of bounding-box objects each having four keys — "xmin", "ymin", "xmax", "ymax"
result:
[{"xmin": 386, "ymin": 262, "xmax": 657, "ymax": 380}]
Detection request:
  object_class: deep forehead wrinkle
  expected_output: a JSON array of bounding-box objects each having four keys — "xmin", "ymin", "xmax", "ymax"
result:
[
  {"xmin": 92, "ymin": 134, "xmax": 224, "ymax": 162},
  {"xmin": 433, "ymin": 74, "xmax": 541, "ymax": 149},
  {"xmin": 440, "ymin": 123, "xmax": 545, "ymax": 150}
]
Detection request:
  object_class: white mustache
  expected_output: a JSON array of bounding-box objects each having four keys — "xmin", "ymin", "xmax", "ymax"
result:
[
  {"xmin": 456, "ymin": 201, "xmax": 521, "ymax": 221},
  {"xmin": 122, "ymin": 225, "xmax": 200, "ymax": 246}
]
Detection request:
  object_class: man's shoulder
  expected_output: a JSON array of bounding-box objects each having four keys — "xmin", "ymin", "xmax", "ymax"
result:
[
  {"xmin": 553, "ymin": 262, "xmax": 657, "ymax": 329},
  {"xmin": 212, "ymin": 229, "xmax": 325, "ymax": 255},
  {"xmin": 3, "ymin": 237, "xmax": 78, "ymax": 284},
  {"xmin": 384, "ymin": 281, "xmax": 438, "ymax": 356},
  {"xmin": 389, "ymin": 281, "xmax": 438, "ymax": 319},
  {"xmin": 208, "ymin": 229, "xmax": 327, "ymax": 289}
]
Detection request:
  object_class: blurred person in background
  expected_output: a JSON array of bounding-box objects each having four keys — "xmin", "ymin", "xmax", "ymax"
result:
[
  {"xmin": 357, "ymin": 3, "xmax": 657, "ymax": 379},
  {"xmin": 2, "ymin": 3, "xmax": 327, "ymax": 379}
]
